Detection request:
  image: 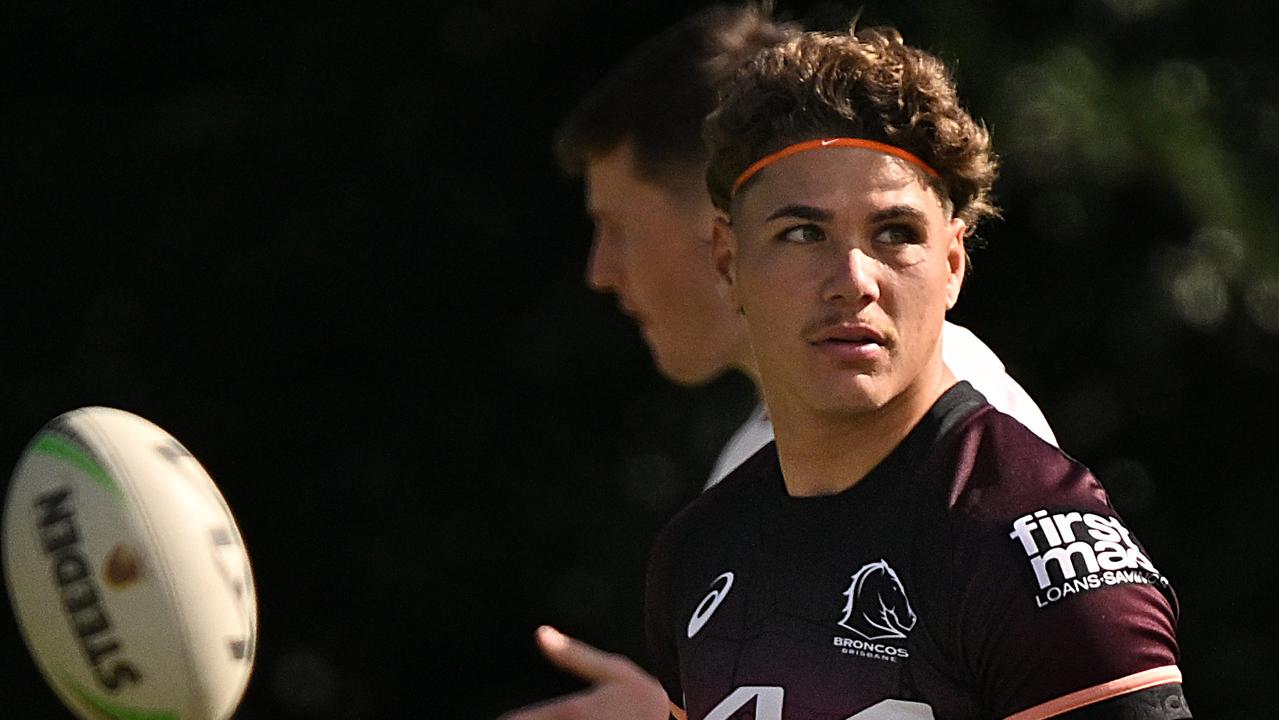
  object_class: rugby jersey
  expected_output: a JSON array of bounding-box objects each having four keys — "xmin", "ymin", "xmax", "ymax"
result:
[{"xmin": 647, "ymin": 383, "xmax": 1188, "ymax": 719}]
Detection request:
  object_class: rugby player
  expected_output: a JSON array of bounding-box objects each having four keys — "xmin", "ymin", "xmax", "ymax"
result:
[
  {"xmin": 639, "ymin": 23, "xmax": 1188, "ymax": 717},
  {"xmin": 503, "ymin": 10, "xmax": 1197, "ymax": 720}
]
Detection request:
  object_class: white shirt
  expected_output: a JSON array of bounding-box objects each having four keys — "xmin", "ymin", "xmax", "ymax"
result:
[{"xmin": 705, "ymin": 321, "xmax": 1057, "ymax": 489}]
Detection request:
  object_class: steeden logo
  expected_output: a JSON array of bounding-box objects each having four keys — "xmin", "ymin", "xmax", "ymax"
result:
[{"xmin": 687, "ymin": 571, "xmax": 733, "ymax": 638}]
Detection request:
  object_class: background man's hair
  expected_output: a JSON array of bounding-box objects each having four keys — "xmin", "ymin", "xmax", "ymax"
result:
[
  {"xmin": 705, "ymin": 26, "xmax": 1000, "ymax": 232},
  {"xmin": 554, "ymin": 3, "xmax": 797, "ymax": 188}
]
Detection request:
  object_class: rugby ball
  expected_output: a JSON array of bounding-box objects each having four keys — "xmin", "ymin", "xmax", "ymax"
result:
[{"xmin": 2, "ymin": 407, "xmax": 256, "ymax": 720}]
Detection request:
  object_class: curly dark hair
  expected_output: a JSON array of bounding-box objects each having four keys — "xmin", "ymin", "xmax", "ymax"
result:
[{"xmin": 705, "ymin": 26, "xmax": 999, "ymax": 232}]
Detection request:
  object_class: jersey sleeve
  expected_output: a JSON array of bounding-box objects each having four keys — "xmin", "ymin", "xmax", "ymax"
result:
[{"xmin": 944, "ymin": 410, "xmax": 1186, "ymax": 719}]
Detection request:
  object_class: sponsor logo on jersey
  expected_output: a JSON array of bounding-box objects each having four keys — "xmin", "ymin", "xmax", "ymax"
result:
[
  {"xmin": 687, "ymin": 571, "xmax": 733, "ymax": 638},
  {"xmin": 832, "ymin": 560, "xmax": 914, "ymax": 662},
  {"xmin": 1009, "ymin": 508, "xmax": 1170, "ymax": 608}
]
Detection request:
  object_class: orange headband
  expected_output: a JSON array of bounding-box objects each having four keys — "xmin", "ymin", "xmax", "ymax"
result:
[{"xmin": 730, "ymin": 137, "xmax": 941, "ymax": 197}]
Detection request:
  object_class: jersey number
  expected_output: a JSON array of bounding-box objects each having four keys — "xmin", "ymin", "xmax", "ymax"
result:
[{"xmin": 702, "ymin": 686, "xmax": 934, "ymax": 720}]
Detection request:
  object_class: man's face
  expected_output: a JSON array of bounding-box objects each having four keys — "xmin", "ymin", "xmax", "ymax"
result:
[
  {"xmin": 716, "ymin": 147, "xmax": 966, "ymax": 418},
  {"xmin": 584, "ymin": 142, "xmax": 747, "ymax": 385}
]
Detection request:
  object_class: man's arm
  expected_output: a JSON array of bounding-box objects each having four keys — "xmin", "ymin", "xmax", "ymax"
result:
[
  {"xmin": 946, "ymin": 411, "xmax": 1187, "ymax": 718},
  {"xmin": 1009, "ymin": 678, "xmax": 1191, "ymax": 719}
]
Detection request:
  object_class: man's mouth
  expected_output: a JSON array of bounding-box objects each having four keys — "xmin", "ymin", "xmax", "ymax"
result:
[
  {"xmin": 808, "ymin": 322, "xmax": 888, "ymax": 361},
  {"xmin": 809, "ymin": 323, "xmax": 887, "ymax": 345}
]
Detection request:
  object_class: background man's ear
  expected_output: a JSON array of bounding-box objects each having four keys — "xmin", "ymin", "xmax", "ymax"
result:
[{"xmin": 711, "ymin": 216, "xmax": 742, "ymax": 313}]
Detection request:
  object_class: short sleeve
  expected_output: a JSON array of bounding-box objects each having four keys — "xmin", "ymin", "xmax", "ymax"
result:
[{"xmin": 946, "ymin": 414, "xmax": 1182, "ymax": 718}]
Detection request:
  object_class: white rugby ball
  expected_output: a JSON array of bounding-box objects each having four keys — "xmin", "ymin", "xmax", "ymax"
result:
[{"xmin": 2, "ymin": 407, "xmax": 257, "ymax": 720}]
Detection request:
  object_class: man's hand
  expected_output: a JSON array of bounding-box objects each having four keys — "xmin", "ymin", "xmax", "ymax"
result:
[{"xmin": 499, "ymin": 626, "xmax": 672, "ymax": 720}]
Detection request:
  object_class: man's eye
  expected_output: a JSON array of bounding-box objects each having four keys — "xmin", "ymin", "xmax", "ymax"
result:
[
  {"xmin": 875, "ymin": 225, "xmax": 920, "ymax": 245},
  {"xmin": 779, "ymin": 225, "xmax": 825, "ymax": 244}
]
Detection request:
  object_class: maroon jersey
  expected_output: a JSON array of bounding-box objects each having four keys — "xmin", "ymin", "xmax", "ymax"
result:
[{"xmin": 646, "ymin": 383, "xmax": 1189, "ymax": 719}]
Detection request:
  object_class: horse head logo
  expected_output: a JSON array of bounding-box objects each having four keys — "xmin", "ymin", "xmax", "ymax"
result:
[{"xmin": 837, "ymin": 559, "xmax": 917, "ymax": 640}]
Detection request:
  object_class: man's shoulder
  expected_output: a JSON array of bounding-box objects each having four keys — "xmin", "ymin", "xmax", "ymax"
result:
[
  {"xmin": 938, "ymin": 404, "xmax": 1110, "ymax": 520},
  {"xmin": 934, "ymin": 407, "xmax": 1185, "ymax": 720},
  {"xmin": 705, "ymin": 404, "xmax": 773, "ymax": 490},
  {"xmin": 655, "ymin": 442, "xmax": 777, "ymax": 552},
  {"xmin": 951, "ymin": 401, "xmax": 1066, "ymax": 460}
]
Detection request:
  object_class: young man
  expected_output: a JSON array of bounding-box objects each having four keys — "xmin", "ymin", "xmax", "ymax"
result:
[
  {"xmin": 645, "ymin": 25, "xmax": 1185, "ymax": 719},
  {"xmin": 507, "ymin": 19, "xmax": 1189, "ymax": 720},
  {"xmin": 555, "ymin": 6, "xmax": 1056, "ymax": 491}
]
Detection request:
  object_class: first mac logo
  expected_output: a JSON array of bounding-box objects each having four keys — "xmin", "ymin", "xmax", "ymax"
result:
[{"xmin": 1009, "ymin": 508, "xmax": 1168, "ymax": 608}]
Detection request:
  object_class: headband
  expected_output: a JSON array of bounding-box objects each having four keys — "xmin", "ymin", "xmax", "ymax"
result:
[{"xmin": 730, "ymin": 137, "xmax": 941, "ymax": 198}]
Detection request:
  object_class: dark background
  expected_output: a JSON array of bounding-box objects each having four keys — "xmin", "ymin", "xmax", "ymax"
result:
[{"xmin": 3, "ymin": 0, "xmax": 1276, "ymax": 717}]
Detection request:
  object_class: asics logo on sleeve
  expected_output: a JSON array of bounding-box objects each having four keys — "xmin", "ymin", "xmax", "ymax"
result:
[{"xmin": 687, "ymin": 571, "xmax": 734, "ymax": 638}]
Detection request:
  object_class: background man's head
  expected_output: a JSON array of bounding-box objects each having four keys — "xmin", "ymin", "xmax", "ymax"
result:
[{"xmin": 555, "ymin": 5, "xmax": 796, "ymax": 385}]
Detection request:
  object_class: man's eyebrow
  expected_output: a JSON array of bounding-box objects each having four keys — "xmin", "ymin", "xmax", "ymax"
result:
[
  {"xmin": 765, "ymin": 204, "xmax": 832, "ymax": 222},
  {"xmin": 868, "ymin": 205, "xmax": 927, "ymax": 223}
]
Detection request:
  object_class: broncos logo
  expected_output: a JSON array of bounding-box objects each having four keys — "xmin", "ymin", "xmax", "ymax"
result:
[{"xmin": 837, "ymin": 559, "xmax": 917, "ymax": 640}]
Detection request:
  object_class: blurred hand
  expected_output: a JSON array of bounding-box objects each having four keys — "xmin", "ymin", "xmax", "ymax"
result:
[{"xmin": 499, "ymin": 626, "xmax": 671, "ymax": 720}]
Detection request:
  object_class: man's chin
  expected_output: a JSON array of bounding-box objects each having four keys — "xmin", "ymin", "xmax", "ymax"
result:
[
  {"xmin": 653, "ymin": 350, "xmax": 724, "ymax": 388},
  {"xmin": 808, "ymin": 376, "xmax": 897, "ymax": 415}
]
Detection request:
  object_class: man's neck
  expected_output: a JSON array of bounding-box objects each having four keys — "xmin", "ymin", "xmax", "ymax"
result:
[{"xmin": 770, "ymin": 365, "xmax": 956, "ymax": 498}]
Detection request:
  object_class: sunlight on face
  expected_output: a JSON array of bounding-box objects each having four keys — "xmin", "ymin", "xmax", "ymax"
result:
[{"xmin": 716, "ymin": 147, "xmax": 967, "ymax": 419}]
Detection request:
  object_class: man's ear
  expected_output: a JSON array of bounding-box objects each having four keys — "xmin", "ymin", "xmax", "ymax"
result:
[
  {"xmin": 945, "ymin": 218, "xmax": 967, "ymax": 310},
  {"xmin": 711, "ymin": 215, "xmax": 741, "ymax": 312}
]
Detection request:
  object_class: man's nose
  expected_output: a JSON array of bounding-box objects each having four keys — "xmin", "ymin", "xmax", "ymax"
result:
[
  {"xmin": 822, "ymin": 246, "xmax": 880, "ymax": 306},
  {"xmin": 584, "ymin": 233, "xmax": 617, "ymax": 292}
]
